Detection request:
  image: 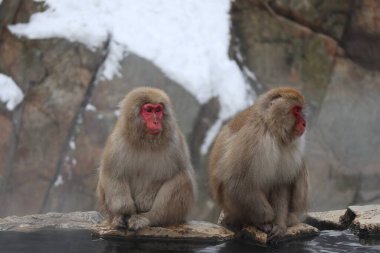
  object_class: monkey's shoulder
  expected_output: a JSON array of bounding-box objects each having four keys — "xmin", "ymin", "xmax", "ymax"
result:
[{"xmin": 227, "ymin": 107, "xmax": 253, "ymax": 133}]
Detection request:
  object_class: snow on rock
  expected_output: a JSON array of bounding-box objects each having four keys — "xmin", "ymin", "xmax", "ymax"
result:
[
  {"xmin": 85, "ymin": 103, "xmax": 97, "ymax": 112},
  {"xmin": 53, "ymin": 175, "xmax": 64, "ymax": 187},
  {"xmin": 0, "ymin": 73, "xmax": 24, "ymax": 111},
  {"xmin": 8, "ymin": 0, "xmax": 256, "ymax": 151}
]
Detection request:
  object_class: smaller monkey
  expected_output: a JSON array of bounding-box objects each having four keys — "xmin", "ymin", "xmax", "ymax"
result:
[
  {"xmin": 209, "ymin": 87, "xmax": 308, "ymax": 241},
  {"xmin": 97, "ymin": 87, "xmax": 196, "ymax": 230}
]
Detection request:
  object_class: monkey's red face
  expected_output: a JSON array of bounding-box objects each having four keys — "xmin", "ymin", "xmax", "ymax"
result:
[
  {"xmin": 140, "ymin": 103, "xmax": 164, "ymax": 135},
  {"xmin": 292, "ymin": 105, "xmax": 306, "ymax": 136}
]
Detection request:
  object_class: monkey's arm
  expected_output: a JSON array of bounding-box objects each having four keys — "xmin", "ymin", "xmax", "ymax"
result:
[
  {"xmin": 128, "ymin": 170, "xmax": 194, "ymax": 230},
  {"xmin": 288, "ymin": 163, "xmax": 309, "ymax": 225},
  {"xmin": 267, "ymin": 184, "xmax": 290, "ymax": 241}
]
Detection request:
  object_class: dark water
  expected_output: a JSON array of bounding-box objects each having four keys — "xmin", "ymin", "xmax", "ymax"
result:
[{"xmin": 0, "ymin": 230, "xmax": 379, "ymax": 253}]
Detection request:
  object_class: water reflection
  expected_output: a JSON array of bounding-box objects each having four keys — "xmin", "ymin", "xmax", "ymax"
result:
[{"xmin": 0, "ymin": 230, "xmax": 379, "ymax": 253}]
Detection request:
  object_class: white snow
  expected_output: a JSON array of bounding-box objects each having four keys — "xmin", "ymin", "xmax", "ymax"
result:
[
  {"xmin": 53, "ymin": 175, "xmax": 64, "ymax": 187},
  {"xmin": 69, "ymin": 139, "xmax": 76, "ymax": 150},
  {"xmin": 85, "ymin": 103, "xmax": 97, "ymax": 112},
  {"xmin": 8, "ymin": 0, "xmax": 256, "ymax": 152},
  {"xmin": 0, "ymin": 73, "xmax": 24, "ymax": 111},
  {"xmin": 0, "ymin": 0, "xmax": 3, "ymax": 6},
  {"xmin": 201, "ymin": 119, "xmax": 223, "ymax": 155}
]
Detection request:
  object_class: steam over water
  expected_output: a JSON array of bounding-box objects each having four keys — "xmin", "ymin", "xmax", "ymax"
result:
[{"xmin": 0, "ymin": 230, "xmax": 379, "ymax": 253}]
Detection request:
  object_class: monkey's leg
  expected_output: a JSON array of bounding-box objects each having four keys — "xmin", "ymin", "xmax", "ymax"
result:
[
  {"xmin": 232, "ymin": 190, "xmax": 275, "ymax": 225},
  {"xmin": 101, "ymin": 176, "xmax": 136, "ymax": 229},
  {"xmin": 134, "ymin": 183, "xmax": 161, "ymax": 213},
  {"xmin": 128, "ymin": 171, "xmax": 193, "ymax": 231},
  {"xmin": 267, "ymin": 185, "xmax": 289, "ymax": 242},
  {"xmin": 288, "ymin": 165, "xmax": 308, "ymax": 226}
]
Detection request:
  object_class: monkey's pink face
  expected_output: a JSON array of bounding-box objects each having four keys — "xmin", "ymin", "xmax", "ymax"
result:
[
  {"xmin": 140, "ymin": 103, "xmax": 164, "ymax": 135},
  {"xmin": 292, "ymin": 105, "xmax": 306, "ymax": 136}
]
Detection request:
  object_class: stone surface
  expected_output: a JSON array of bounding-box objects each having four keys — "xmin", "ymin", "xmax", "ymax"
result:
[
  {"xmin": 307, "ymin": 57, "xmax": 380, "ymax": 211},
  {"xmin": 306, "ymin": 209, "xmax": 347, "ymax": 230},
  {"xmin": 342, "ymin": 0, "xmax": 380, "ymax": 71},
  {"xmin": 269, "ymin": 0, "xmax": 353, "ymax": 40},
  {"xmin": 241, "ymin": 223, "xmax": 319, "ymax": 246},
  {"xmin": 343, "ymin": 205, "xmax": 380, "ymax": 237},
  {"xmin": 0, "ymin": 211, "xmax": 103, "ymax": 232},
  {"xmin": 95, "ymin": 221, "xmax": 235, "ymax": 242}
]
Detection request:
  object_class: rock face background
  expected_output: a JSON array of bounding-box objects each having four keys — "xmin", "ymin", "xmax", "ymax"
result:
[{"xmin": 0, "ymin": 0, "xmax": 379, "ymax": 218}]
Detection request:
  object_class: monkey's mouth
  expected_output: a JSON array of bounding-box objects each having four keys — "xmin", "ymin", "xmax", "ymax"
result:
[{"xmin": 147, "ymin": 129, "xmax": 161, "ymax": 135}]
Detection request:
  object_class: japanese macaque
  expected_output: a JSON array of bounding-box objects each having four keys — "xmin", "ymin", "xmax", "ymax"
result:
[
  {"xmin": 97, "ymin": 87, "xmax": 196, "ymax": 230},
  {"xmin": 209, "ymin": 87, "xmax": 308, "ymax": 241}
]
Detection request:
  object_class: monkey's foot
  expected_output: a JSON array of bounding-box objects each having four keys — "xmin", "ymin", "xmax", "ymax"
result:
[
  {"xmin": 256, "ymin": 223, "xmax": 272, "ymax": 233},
  {"xmin": 267, "ymin": 224, "xmax": 286, "ymax": 243},
  {"xmin": 111, "ymin": 215, "xmax": 128, "ymax": 229},
  {"xmin": 128, "ymin": 214, "xmax": 150, "ymax": 231}
]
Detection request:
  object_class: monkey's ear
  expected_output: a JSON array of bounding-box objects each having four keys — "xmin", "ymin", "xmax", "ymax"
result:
[{"xmin": 263, "ymin": 94, "xmax": 282, "ymax": 109}]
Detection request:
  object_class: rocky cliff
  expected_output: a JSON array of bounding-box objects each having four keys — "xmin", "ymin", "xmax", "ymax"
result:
[{"xmin": 0, "ymin": 0, "xmax": 379, "ymax": 219}]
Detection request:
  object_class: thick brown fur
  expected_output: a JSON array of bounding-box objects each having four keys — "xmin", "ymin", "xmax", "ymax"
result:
[
  {"xmin": 209, "ymin": 87, "xmax": 308, "ymax": 241},
  {"xmin": 97, "ymin": 87, "xmax": 196, "ymax": 230}
]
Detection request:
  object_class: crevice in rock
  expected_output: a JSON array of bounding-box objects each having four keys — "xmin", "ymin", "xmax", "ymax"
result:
[
  {"xmin": 189, "ymin": 97, "xmax": 220, "ymax": 170},
  {"xmin": 229, "ymin": 35, "xmax": 264, "ymax": 94},
  {"xmin": 349, "ymin": 172, "xmax": 363, "ymax": 205},
  {"xmin": 39, "ymin": 37, "xmax": 111, "ymax": 213}
]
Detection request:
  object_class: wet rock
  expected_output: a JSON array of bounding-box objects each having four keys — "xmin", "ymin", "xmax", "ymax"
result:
[
  {"xmin": 0, "ymin": 211, "xmax": 103, "ymax": 231},
  {"xmin": 241, "ymin": 223, "xmax": 319, "ymax": 246},
  {"xmin": 95, "ymin": 221, "xmax": 235, "ymax": 243},
  {"xmin": 305, "ymin": 209, "xmax": 347, "ymax": 230},
  {"xmin": 342, "ymin": 205, "xmax": 380, "ymax": 237}
]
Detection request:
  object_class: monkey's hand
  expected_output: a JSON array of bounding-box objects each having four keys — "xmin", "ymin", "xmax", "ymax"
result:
[
  {"xmin": 268, "ymin": 223, "xmax": 287, "ymax": 243},
  {"xmin": 111, "ymin": 215, "xmax": 128, "ymax": 229},
  {"xmin": 128, "ymin": 214, "xmax": 150, "ymax": 231}
]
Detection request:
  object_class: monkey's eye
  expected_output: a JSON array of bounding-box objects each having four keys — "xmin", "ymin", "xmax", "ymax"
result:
[
  {"xmin": 292, "ymin": 105, "xmax": 302, "ymax": 114},
  {"xmin": 146, "ymin": 107, "xmax": 153, "ymax": 113}
]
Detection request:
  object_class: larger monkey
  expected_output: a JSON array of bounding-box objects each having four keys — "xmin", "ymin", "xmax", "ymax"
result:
[
  {"xmin": 209, "ymin": 87, "xmax": 308, "ymax": 241},
  {"xmin": 97, "ymin": 87, "xmax": 196, "ymax": 230}
]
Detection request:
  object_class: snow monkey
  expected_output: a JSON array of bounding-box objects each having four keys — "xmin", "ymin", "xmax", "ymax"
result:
[
  {"xmin": 209, "ymin": 87, "xmax": 308, "ymax": 241},
  {"xmin": 97, "ymin": 87, "xmax": 196, "ymax": 230}
]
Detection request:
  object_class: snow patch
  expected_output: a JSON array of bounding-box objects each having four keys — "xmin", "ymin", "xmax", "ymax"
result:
[
  {"xmin": 69, "ymin": 139, "xmax": 76, "ymax": 150},
  {"xmin": 0, "ymin": 73, "xmax": 24, "ymax": 111},
  {"xmin": 85, "ymin": 103, "xmax": 97, "ymax": 112},
  {"xmin": 100, "ymin": 41, "xmax": 127, "ymax": 80},
  {"xmin": 200, "ymin": 119, "xmax": 223, "ymax": 155},
  {"xmin": 53, "ymin": 175, "xmax": 64, "ymax": 187},
  {"xmin": 114, "ymin": 109, "xmax": 120, "ymax": 117}
]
